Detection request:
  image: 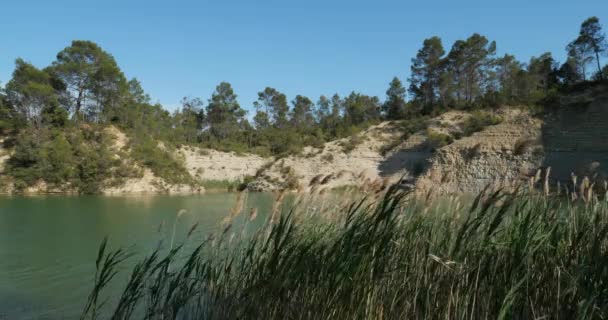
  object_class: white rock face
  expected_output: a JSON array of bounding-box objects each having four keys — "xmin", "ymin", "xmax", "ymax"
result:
[
  {"xmin": 178, "ymin": 147, "xmax": 269, "ymax": 182},
  {"xmin": 416, "ymin": 109, "xmax": 545, "ymax": 195}
]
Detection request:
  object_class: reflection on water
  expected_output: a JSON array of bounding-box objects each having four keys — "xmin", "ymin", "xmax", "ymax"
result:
[{"xmin": 0, "ymin": 193, "xmax": 274, "ymax": 320}]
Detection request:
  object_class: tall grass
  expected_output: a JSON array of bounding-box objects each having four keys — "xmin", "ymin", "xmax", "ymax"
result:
[{"xmin": 82, "ymin": 184, "xmax": 608, "ymax": 319}]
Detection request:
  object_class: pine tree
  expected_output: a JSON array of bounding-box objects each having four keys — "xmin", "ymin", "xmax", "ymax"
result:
[{"xmin": 383, "ymin": 77, "xmax": 407, "ymax": 120}]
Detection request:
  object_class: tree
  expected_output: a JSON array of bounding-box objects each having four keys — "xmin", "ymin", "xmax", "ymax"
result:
[
  {"xmin": 315, "ymin": 95, "xmax": 330, "ymax": 123},
  {"xmin": 0, "ymin": 83, "xmax": 20, "ymax": 133},
  {"xmin": 6, "ymin": 59, "xmax": 59, "ymax": 129},
  {"xmin": 50, "ymin": 40, "xmax": 127, "ymax": 121},
  {"xmin": 290, "ymin": 95, "xmax": 315, "ymax": 129},
  {"xmin": 253, "ymin": 108, "xmax": 271, "ymax": 130},
  {"xmin": 444, "ymin": 34, "xmax": 497, "ymax": 105},
  {"xmin": 316, "ymin": 94, "xmax": 343, "ymax": 138},
  {"xmin": 127, "ymin": 78, "xmax": 150, "ymax": 104},
  {"xmin": 528, "ymin": 53, "xmax": 558, "ymax": 94},
  {"xmin": 572, "ymin": 17, "xmax": 607, "ymax": 80},
  {"xmin": 383, "ymin": 77, "xmax": 407, "ymax": 120},
  {"xmin": 566, "ymin": 39, "xmax": 593, "ymax": 81},
  {"xmin": 593, "ymin": 64, "xmax": 608, "ymax": 81},
  {"xmin": 494, "ymin": 54, "xmax": 525, "ymax": 104},
  {"xmin": 409, "ymin": 37, "xmax": 445, "ymax": 107},
  {"xmin": 254, "ymin": 87, "xmax": 289, "ymax": 128},
  {"xmin": 558, "ymin": 57, "xmax": 584, "ymax": 85},
  {"xmin": 175, "ymin": 97, "xmax": 204, "ymax": 144},
  {"xmin": 206, "ymin": 82, "xmax": 246, "ymax": 140},
  {"xmin": 342, "ymin": 92, "xmax": 380, "ymax": 126}
]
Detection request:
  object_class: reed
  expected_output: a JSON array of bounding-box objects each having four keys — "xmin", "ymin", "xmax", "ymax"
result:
[{"xmin": 82, "ymin": 182, "xmax": 608, "ymax": 319}]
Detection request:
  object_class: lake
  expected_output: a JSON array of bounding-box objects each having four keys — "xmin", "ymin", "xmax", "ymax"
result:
[{"xmin": 0, "ymin": 193, "xmax": 275, "ymax": 320}]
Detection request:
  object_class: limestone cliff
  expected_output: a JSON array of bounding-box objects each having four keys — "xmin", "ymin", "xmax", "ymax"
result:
[
  {"xmin": 417, "ymin": 83, "xmax": 608, "ymax": 194},
  {"xmin": 415, "ymin": 109, "xmax": 544, "ymax": 194}
]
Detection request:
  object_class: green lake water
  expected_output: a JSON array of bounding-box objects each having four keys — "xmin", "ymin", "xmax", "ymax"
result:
[{"xmin": 0, "ymin": 193, "xmax": 275, "ymax": 320}]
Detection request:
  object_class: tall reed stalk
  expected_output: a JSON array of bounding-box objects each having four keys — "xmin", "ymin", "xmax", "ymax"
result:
[{"xmin": 82, "ymin": 184, "xmax": 608, "ymax": 320}]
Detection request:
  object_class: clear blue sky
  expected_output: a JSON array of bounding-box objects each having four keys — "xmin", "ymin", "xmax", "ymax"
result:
[{"xmin": 1, "ymin": 0, "xmax": 606, "ymax": 112}]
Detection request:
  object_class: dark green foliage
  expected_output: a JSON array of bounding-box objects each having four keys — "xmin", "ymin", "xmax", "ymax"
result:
[
  {"xmin": 6, "ymin": 126, "xmax": 137, "ymax": 193},
  {"xmin": 199, "ymin": 179, "xmax": 249, "ymax": 192},
  {"xmin": 342, "ymin": 92, "xmax": 381, "ymax": 125},
  {"xmin": 339, "ymin": 134, "xmax": 363, "ymax": 154},
  {"xmin": 174, "ymin": 97, "xmax": 204, "ymax": 144},
  {"xmin": 205, "ymin": 82, "xmax": 246, "ymax": 141},
  {"xmin": 461, "ymin": 111, "xmax": 502, "ymax": 136},
  {"xmin": 50, "ymin": 40, "xmax": 128, "ymax": 121},
  {"xmin": 426, "ymin": 129, "xmax": 453, "ymax": 149},
  {"xmin": 129, "ymin": 135, "xmax": 194, "ymax": 186},
  {"xmin": 254, "ymin": 87, "xmax": 290, "ymax": 129},
  {"xmin": 406, "ymin": 18, "xmax": 606, "ymax": 112},
  {"xmin": 83, "ymin": 188, "xmax": 608, "ymax": 319},
  {"xmin": 290, "ymin": 95, "xmax": 315, "ymax": 129},
  {"xmin": 383, "ymin": 77, "xmax": 408, "ymax": 120},
  {"xmin": 569, "ymin": 17, "xmax": 607, "ymax": 81},
  {"xmin": 6, "ymin": 59, "xmax": 61, "ymax": 129},
  {"xmin": 409, "ymin": 36, "xmax": 445, "ymax": 107},
  {"xmin": 594, "ymin": 64, "xmax": 608, "ymax": 81},
  {"xmin": 0, "ymin": 93, "xmax": 20, "ymax": 134}
]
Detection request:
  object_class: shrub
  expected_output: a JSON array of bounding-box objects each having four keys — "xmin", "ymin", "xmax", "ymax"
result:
[
  {"xmin": 6, "ymin": 126, "xmax": 130, "ymax": 193},
  {"xmin": 426, "ymin": 129, "xmax": 453, "ymax": 149},
  {"xmin": 279, "ymin": 165, "xmax": 299, "ymax": 189},
  {"xmin": 321, "ymin": 153, "xmax": 334, "ymax": 163},
  {"xmin": 461, "ymin": 111, "xmax": 502, "ymax": 136},
  {"xmin": 339, "ymin": 135, "xmax": 363, "ymax": 154},
  {"xmin": 129, "ymin": 135, "xmax": 195, "ymax": 186},
  {"xmin": 200, "ymin": 179, "xmax": 240, "ymax": 192}
]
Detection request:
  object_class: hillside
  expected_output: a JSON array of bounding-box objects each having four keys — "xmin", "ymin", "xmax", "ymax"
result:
[
  {"xmin": 0, "ymin": 127, "xmax": 271, "ymax": 195},
  {"xmin": 248, "ymin": 84, "xmax": 608, "ymax": 194},
  {"xmin": 246, "ymin": 109, "xmax": 514, "ymax": 192},
  {"xmin": 1, "ymin": 83, "xmax": 607, "ymax": 195},
  {"xmin": 0, "ymin": 111, "xmax": 493, "ymax": 195}
]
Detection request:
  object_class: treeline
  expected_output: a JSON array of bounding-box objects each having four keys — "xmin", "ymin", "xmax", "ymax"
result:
[
  {"xmin": 0, "ymin": 17, "xmax": 606, "ymax": 191},
  {"xmin": 409, "ymin": 17, "xmax": 607, "ymax": 110},
  {"xmin": 2, "ymin": 17, "xmax": 607, "ymax": 153}
]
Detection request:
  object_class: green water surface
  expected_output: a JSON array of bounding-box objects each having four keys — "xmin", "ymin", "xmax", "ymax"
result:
[{"xmin": 0, "ymin": 193, "xmax": 275, "ymax": 320}]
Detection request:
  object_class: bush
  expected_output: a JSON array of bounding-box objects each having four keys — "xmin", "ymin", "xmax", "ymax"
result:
[
  {"xmin": 129, "ymin": 135, "xmax": 195, "ymax": 186},
  {"xmin": 6, "ymin": 126, "xmax": 132, "ymax": 193},
  {"xmin": 199, "ymin": 178, "xmax": 252, "ymax": 192},
  {"xmin": 426, "ymin": 129, "xmax": 453, "ymax": 150},
  {"xmin": 321, "ymin": 153, "xmax": 334, "ymax": 163},
  {"xmin": 339, "ymin": 135, "xmax": 363, "ymax": 154},
  {"xmin": 461, "ymin": 111, "xmax": 502, "ymax": 136}
]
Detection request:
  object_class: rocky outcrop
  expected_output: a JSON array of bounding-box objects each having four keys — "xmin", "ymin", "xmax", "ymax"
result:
[
  {"xmin": 415, "ymin": 109, "xmax": 544, "ymax": 194},
  {"xmin": 248, "ymin": 119, "xmax": 439, "ymax": 192},
  {"xmin": 248, "ymin": 109, "xmax": 549, "ymax": 195},
  {"xmin": 416, "ymin": 84, "xmax": 608, "ymax": 195},
  {"xmin": 178, "ymin": 147, "xmax": 269, "ymax": 183}
]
